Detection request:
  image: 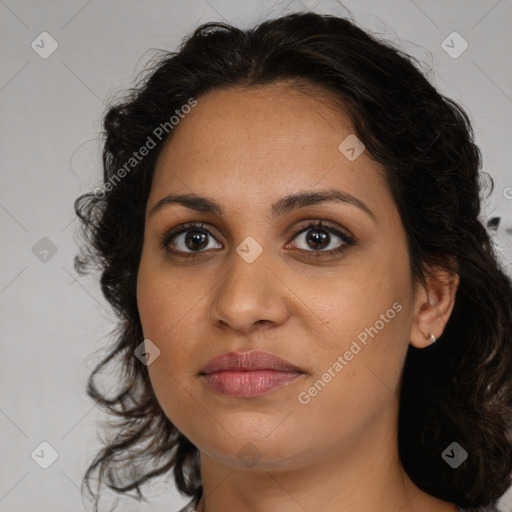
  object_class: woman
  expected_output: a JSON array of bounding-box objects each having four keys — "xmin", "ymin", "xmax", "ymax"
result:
[{"xmin": 74, "ymin": 10, "xmax": 512, "ymax": 512}]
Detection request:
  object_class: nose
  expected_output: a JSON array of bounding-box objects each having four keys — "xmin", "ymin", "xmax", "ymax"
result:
[{"xmin": 207, "ymin": 250, "xmax": 292, "ymax": 334}]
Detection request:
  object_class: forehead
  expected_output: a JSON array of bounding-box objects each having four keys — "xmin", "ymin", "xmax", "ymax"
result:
[
  {"xmin": 150, "ymin": 83, "xmax": 391, "ymax": 219},
  {"xmin": 155, "ymin": 82, "xmax": 354, "ymax": 172}
]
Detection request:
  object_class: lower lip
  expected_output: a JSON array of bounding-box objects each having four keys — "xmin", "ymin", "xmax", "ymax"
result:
[{"xmin": 201, "ymin": 370, "xmax": 304, "ymax": 398}]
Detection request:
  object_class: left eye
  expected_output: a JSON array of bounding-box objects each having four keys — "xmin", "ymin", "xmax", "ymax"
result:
[{"xmin": 289, "ymin": 223, "xmax": 351, "ymax": 253}]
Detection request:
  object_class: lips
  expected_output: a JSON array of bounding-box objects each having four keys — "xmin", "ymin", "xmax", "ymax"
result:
[
  {"xmin": 199, "ymin": 350, "xmax": 304, "ymax": 374},
  {"xmin": 199, "ymin": 350, "xmax": 306, "ymax": 398}
]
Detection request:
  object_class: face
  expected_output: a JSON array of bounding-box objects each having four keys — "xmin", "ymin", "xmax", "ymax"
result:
[{"xmin": 136, "ymin": 83, "xmax": 418, "ymax": 470}]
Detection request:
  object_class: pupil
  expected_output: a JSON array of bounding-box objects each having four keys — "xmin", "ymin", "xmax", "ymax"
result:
[
  {"xmin": 186, "ymin": 230, "xmax": 208, "ymax": 250},
  {"xmin": 307, "ymin": 230, "xmax": 329, "ymax": 250}
]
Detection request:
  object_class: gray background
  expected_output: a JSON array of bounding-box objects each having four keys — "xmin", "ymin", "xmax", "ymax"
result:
[{"xmin": 1, "ymin": 0, "xmax": 511, "ymax": 511}]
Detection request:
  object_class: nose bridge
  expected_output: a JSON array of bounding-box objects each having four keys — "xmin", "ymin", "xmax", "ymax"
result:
[{"xmin": 208, "ymin": 243, "xmax": 290, "ymax": 331}]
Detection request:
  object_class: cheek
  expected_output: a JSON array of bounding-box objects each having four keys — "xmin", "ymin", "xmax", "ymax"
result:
[
  {"xmin": 137, "ymin": 279, "xmax": 200, "ymax": 377},
  {"xmin": 294, "ymin": 241, "xmax": 413, "ymax": 424},
  {"xmin": 137, "ymin": 285, "xmax": 203, "ymax": 435},
  {"xmin": 136, "ymin": 255, "xmax": 201, "ymax": 422},
  {"xmin": 294, "ymin": 303, "xmax": 410, "ymax": 453},
  {"xmin": 136, "ymin": 246, "xmax": 204, "ymax": 342},
  {"xmin": 307, "ymin": 243, "xmax": 412, "ymax": 347}
]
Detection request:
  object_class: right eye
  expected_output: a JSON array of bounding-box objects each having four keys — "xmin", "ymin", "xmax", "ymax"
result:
[{"xmin": 160, "ymin": 222, "xmax": 223, "ymax": 256}]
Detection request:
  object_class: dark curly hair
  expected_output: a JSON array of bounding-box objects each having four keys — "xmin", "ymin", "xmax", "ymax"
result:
[{"xmin": 74, "ymin": 10, "xmax": 512, "ymax": 512}]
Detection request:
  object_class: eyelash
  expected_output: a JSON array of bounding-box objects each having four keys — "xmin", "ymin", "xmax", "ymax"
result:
[{"xmin": 160, "ymin": 220, "xmax": 356, "ymax": 260}]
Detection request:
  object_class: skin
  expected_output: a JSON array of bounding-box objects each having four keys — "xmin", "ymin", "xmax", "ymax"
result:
[{"xmin": 136, "ymin": 83, "xmax": 459, "ymax": 512}]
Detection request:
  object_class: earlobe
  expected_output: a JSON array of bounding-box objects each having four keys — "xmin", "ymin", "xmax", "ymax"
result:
[
  {"xmin": 426, "ymin": 331, "xmax": 436, "ymax": 345},
  {"xmin": 409, "ymin": 269, "xmax": 459, "ymax": 349}
]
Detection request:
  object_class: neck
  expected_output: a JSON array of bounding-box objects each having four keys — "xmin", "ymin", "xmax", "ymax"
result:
[{"xmin": 194, "ymin": 395, "xmax": 456, "ymax": 512}]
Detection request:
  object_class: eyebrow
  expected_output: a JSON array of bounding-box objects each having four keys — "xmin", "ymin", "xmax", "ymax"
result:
[{"xmin": 148, "ymin": 188, "xmax": 376, "ymax": 222}]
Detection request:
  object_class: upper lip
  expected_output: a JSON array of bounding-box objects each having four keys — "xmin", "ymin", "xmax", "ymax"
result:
[{"xmin": 199, "ymin": 350, "xmax": 305, "ymax": 374}]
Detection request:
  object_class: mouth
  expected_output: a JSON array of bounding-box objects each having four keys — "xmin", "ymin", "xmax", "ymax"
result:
[
  {"xmin": 199, "ymin": 350, "xmax": 306, "ymax": 398},
  {"xmin": 199, "ymin": 349, "xmax": 304, "ymax": 374},
  {"xmin": 200, "ymin": 369, "xmax": 305, "ymax": 398}
]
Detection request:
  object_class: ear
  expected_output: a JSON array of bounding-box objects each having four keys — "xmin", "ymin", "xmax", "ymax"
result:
[{"xmin": 409, "ymin": 267, "xmax": 460, "ymax": 349}]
